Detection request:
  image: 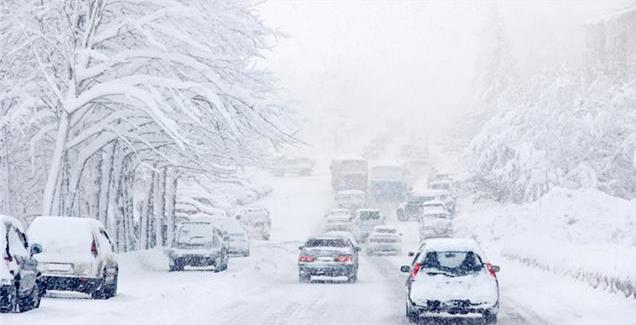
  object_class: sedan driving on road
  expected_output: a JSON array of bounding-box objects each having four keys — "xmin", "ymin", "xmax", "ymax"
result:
[
  {"xmin": 298, "ymin": 236, "xmax": 360, "ymax": 283},
  {"xmin": 353, "ymin": 209, "xmax": 385, "ymax": 242},
  {"xmin": 366, "ymin": 225, "xmax": 402, "ymax": 255},
  {"xmin": 401, "ymin": 238, "xmax": 500, "ymax": 324},
  {"xmin": 168, "ymin": 219, "xmax": 229, "ymax": 272}
]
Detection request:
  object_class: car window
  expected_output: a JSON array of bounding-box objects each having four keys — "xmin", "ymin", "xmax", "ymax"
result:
[
  {"xmin": 420, "ymin": 251, "xmax": 484, "ymax": 275},
  {"xmin": 8, "ymin": 227, "xmax": 28, "ymax": 257},
  {"xmin": 98, "ymin": 229, "xmax": 114, "ymax": 254},
  {"xmin": 305, "ymin": 238, "xmax": 348, "ymax": 248}
]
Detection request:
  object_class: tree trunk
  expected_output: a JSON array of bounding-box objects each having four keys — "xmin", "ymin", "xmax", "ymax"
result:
[{"xmin": 42, "ymin": 111, "xmax": 71, "ymax": 216}]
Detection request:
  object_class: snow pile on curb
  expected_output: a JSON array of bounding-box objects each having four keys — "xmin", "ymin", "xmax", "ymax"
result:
[{"xmin": 455, "ymin": 187, "xmax": 636, "ymax": 299}]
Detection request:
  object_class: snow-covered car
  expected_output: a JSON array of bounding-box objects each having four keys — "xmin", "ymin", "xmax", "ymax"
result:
[
  {"xmin": 324, "ymin": 214, "xmax": 354, "ymax": 233},
  {"xmin": 335, "ymin": 190, "xmax": 366, "ymax": 211},
  {"xmin": 366, "ymin": 225, "xmax": 402, "ymax": 255},
  {"xmin": 28, "ymin": 216, "xmax": 118, "ymax": 299},
  {"xmin": 401, "ymin": 238, "xmax": 500, "ymax": 324},
  {"xmin": 271, "ymin": 157, "xmax": 316, "ymax": 176},
  {"xmin": 418, "ymin": 208, "xmax": 452, "ymax": 241},
  {"xmin": 1, "ymin": 215, "xmax": 42, "ymax": 313},
  {"xmin": 421, "ymin": 200, "xmax": 449, "ymax": 214},
  {"xmin": 168, "ymin": 219, "xmax": 229, "ymax": 272},
  {"xmin": 236, "ymin": 206, "xmax": 271, "ymax": 240},
  {"xmin": 298, "ymin": 236, "xmax": 360, "ymax": 283},
  {"xmin": 353, "ymin": 209, "xmax": 385, "ymax": 242},
  {"xmin": 221, "ymin": 218, "xmax": 250, "ymax": 257},
  {"xmin": 397, "ymin": 189, "xmax": 450, "ymax": 221}
]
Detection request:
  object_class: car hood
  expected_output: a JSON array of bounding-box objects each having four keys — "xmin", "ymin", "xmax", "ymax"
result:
[{"xmin": 410, "ymin": 271, "xmax": 498, "ymax": 305}]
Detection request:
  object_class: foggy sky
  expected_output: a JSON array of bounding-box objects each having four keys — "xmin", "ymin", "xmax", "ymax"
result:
[{"xmin": 257, "ymin": 0, "xmax": 633, "ymax": 152}]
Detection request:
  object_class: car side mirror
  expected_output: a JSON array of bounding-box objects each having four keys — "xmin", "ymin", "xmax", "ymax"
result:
[
  {"xmin": 400, "ymin": 265, "xmax": 411, "ymax": 273},
  {"xmin": 407, "ymin": 251, "xmax": 415, "ymax": 257},
  {"xmin": 30, "ymin": 243, "xmax": 42, "ymax": 255},
  {"xmin": 491, "ymin": 265, "xmax": 501, "ymax": 273}
]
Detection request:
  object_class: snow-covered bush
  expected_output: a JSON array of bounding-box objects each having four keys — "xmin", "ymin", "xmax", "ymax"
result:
[{"xmin": 466, "ymin": 70, "xmax": 636, "ymax": 202}]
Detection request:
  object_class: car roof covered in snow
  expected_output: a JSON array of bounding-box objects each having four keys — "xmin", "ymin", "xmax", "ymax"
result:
[
  {"xmin": 372, "ymin": 225, "xmax": 398, "ymax": 232},
  {"xmin": 421, "ymin": 238, "xmax": 483, "ymax": 254},
  {"xmin": 421, "ymin": 207, "xmax": 450, "ymax": 216},
  {"xmin": 331, "ymin": 155, "xmax": 366, "ymax": 162},
  {"xmin": 356, "ymin": 208, "xmax": 380, "ymax": 213},
  {"xmin": 370, "ymin": 160, "xmax": 404, "ymax": 168},
  {"xmin": 422, "ymin": 200, "xmax": 446, "ymax": 206},
  {"xmin": 337, "ymin": 190, "xmax": 365, "ymax": 196}
]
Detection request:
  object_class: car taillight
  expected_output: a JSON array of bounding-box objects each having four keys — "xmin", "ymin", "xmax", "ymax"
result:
[
  {"xmin": 410, "ymin": 263, "xmax": 422, "ymax": 279},
  {"xmin": 486, "ymin": 263, "xmax": 497, "ymax": 278},
  {"xmin": 335, "ymin": 255, "xmax": 352, "ymax": 263},
  {"xmin": 299, "ymin": 255, "xmax": 315, "ymax": 263},
  {"xmin": 91, "ymin": 239, "xmax": 98, "ymax": 258}
]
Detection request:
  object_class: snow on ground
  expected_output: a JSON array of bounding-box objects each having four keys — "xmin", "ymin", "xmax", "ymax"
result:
[
  {"xmin": 454, "ymin": 187, "xmax": 636, "ymax": 324},
  {"xmin": 5, "ymin": 167, "xmax": 636, "ymax": 325}
]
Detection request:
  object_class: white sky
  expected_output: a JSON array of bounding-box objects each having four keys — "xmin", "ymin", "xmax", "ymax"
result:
[{"xmin": 256, "ymin": 0, "xmax": 632, "ymax": 151}]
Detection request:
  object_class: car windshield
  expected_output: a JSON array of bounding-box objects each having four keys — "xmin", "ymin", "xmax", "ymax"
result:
[
  {"xmin": 175, "ymin": 222, "xmax": 215, "ymax": 245},
  {"xmin": 305, "ymin": 238, "xmax": 348, "ymax": 248},
  {"xmin": 375, "ymin": 228, "xmax": 396, "ymax": 234},
  {"xmin": 411, "ymin": 195, "xmax": 435, "ymax": 203},
  {"xmin": 339, "ymin": 160, "xmax": 367, "ymax": 172},
  {"xmin": 421, "ymin": 251, "xmax": 483, "ymax": 276},
  {"xmin": 431, "ymin": 183, "xmax": 450, "ymax": 191}
]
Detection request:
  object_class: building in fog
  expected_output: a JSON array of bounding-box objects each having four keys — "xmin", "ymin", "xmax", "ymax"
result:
[{"xmin": 585, "ymin": 6, "xmax": 636, "ymax": 80}]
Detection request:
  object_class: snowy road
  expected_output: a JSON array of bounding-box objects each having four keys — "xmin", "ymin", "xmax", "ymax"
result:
[{"xmin": 5, "ymin": 171, "xmax": 635, "ymax": 325}]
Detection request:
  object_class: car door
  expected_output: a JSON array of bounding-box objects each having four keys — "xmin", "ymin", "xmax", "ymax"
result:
[{"xmin": 8, "ymin": 226, "xmax": 37, "ymax": 293}]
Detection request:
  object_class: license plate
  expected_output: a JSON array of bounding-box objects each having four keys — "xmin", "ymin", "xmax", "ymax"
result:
[{"xmin": 318, "ymin": 257, "xmax": 333, "ymax": 262}]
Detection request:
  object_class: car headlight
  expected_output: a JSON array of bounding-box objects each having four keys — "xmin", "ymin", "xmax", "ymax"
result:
[{"xmin": 74, "ymin": 263, "xmax": 94, "ymax": 276}]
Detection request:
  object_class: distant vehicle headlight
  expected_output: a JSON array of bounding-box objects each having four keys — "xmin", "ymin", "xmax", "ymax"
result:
[{"xmin": 74, "ymin": 263, "xmax": 94, "ymax": 276}]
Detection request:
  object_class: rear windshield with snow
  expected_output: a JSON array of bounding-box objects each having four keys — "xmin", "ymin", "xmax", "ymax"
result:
[
  {"xmin": 28, "ymin": 219, "xmax": 94, "ymax": 254},
  {"xmin": 176, "ymin": 222, "xmax": 215, "ymax": 245},
  {"xmin": 305, "ymin": 238, "xmax": 348, "ymax": 248},
  {"xmin": 421, "ymin": 251, "xmax": 483, "ymax": 275}
]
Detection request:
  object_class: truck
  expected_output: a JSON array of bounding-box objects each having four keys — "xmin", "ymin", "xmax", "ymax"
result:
[
  {"xmin": 368, "ymin": 162, "xmax": 408, "ymax": 202},
  {"xmin": 330, "ymin": 157, "xmax": 368, "ymax": 191}
]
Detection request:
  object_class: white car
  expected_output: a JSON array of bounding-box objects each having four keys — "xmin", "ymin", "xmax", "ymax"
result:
[
  {"xmin": 28, "ymin": 216, "xmax": 119, "ymax": 299},
  {"xmin": 335, "ymin": 190, "xmax": 366, "ymax": 211},
  {"xmin": 221, "ymin": 218, "xmax": 250, "ymax": 257},
  {"xmin": 237, "ymin": 206, "xmax": 271, "ymax": 240},
  {"xmin": 367, "ymin": 225, "xmax": 402, "ymax": 255},
  {"xmin": 418, "ymin": 208, "xmax": 452, "ymax": 241},
  {"xmin": 353, "ymin": 209, "xmax": 385, "ymax": 242},
  {"xmin": 1, "ymin": 215, "xmax": 42, "ymax": 313},
  {"xmin": 324, "ymin": 214, "xmax": 354, "ymax": 233},
  {"xmin": 401, "ymin": 238, "xmax": 500, "ymax": 324}
]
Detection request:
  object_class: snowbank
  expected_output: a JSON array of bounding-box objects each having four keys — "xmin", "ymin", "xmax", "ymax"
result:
[{"xmin": 455, "ymin": 187, "xmax": 636, "ymax": 299}]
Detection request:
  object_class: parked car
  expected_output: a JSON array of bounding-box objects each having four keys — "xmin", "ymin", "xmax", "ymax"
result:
[
  {"xmin": 236, "ymin": 206, "xmax": 271, "ymax": 240},
  {"xmin": 367, "ymin": 225, "xmax": 402, "ymax": 255},
  {"xmin": 168, "ymin": 218, "xmax": 229, "ymax": 272},
  {"xmin": 28, "ymin": 216, "xmax": 118, "ymax": 299},
  {"xmin": 298, "ymin": 236, "xmax": 360, "ymax": 283},
  {"xmin": 324, "ymin": 214, "xmax": 354, "ymax": 233},
  {"xmin": 1, "ymin": 215, "xmax": 42, "ymax": 313},
  {"xmin": 418, "ymin": 208, "xmax": 452, "ymax": 241},
  {"xmin": 353, "ymin": 209, "xmax": 385, "ymax": 242},
  {"xmin": 271, "ymin": 157, "xmax": 316, "ymax": 176},
  {"xmin": 400, "ymin": 238, "xmax": 500, "ymax": 324},
  {"xmin": 221, "ymin": 218, "xmax": 250, "ymax": 257},
  {"xmin": 335, "ymin": 190, "xmax": 366, "ymax": 211}
]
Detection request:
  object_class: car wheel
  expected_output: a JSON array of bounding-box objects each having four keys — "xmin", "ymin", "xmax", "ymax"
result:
[
  {"xmin": 406, "ymin": 304, "xmax": 418, "ymax": 324},
  {"xmin": 298, "ymin": 272, "xmax": 311, "ymax": 283},
  {"xmin": 0, "ymin": 284, "xmax": 17, "ymax": 313},
  {"xmin": 19, "ymin": 282, "xmax": 40, "ymax": 311},
  {"xmin": 107, "ymin": 272, "xmax": 118, "ymax": 298},
  {"xmin": 483, "ymin": 313, "xmax": 497, "ymax": 324},
  {"xmin": 91, "ymin": 271, "xmax": 109, "ymax": 299},
  {"xmin": 347, "ymin": 272, "xmax": 358, "ymax": 283},
  {"xmin": 169, "ymin": 259, "xmax": 183, "ymax": 272}
]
